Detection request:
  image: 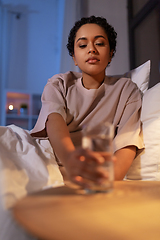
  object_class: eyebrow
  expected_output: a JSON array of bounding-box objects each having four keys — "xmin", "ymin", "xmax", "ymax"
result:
[{"xmin": 76, "ymin": 35, "xmax": 106, "ymax": 43}]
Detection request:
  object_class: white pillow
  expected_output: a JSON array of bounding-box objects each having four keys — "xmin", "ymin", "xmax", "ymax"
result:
[
  {"xmin": 122, "ymin": 60, "xmax": 150, "ymax": 93},
  {"xmin": 126, "ymin": 82, "xmax": 160, "ymax": 180}
]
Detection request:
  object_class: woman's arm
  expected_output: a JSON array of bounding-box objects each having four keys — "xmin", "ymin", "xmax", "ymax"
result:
[
  {"xmin": 46, "ymin": 113, "xmax": 75, "ymax": 163},
  {"xmin": 46, "ymin": 113, "xmax": 109, "ymax": 187},
  {"xmin": 114, "ymin": 146, "xmax": 136, "ymax": 180}
]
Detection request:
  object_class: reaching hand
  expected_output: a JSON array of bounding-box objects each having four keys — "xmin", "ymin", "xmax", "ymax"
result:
[{"xmin": 63, "ymin": 148, "xmax": 115, "ymax": 189}]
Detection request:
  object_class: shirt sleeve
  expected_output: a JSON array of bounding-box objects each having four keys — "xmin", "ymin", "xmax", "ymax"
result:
[
  {"xmin": 31, "ymin": 76, "xmax": 67, "ymax": 134},
  {"xmin": 113, "ymin": 83, "xmax": 144, "ymax": 153}
]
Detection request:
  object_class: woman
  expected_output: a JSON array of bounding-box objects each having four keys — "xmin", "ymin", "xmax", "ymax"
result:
[{"xmin": 31, "ymin": 16, "xmax": 144, "ymax": 188}]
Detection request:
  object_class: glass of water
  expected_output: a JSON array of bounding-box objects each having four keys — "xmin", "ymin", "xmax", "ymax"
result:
[{"xmin": 82, "ymin": 122, "xmax": 114, "ymax": 193}]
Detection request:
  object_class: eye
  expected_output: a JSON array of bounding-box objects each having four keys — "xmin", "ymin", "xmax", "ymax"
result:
[
  {"xmin": 79, "ymin": 44, "xmax": 87, "ymax": 48},
  {"xmin": 95, "ymin": 42, "xmax": 105, "ymax": 46}
]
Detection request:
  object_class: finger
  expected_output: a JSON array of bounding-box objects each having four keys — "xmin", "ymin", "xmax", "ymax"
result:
[
  {"xmin": 73, "ymin": 152, "xmax": 111, "ymax": 181},
  {"xmin": 72, "ymin": 175, "xmax": 92, "ymax": 189},
  {"xmin": 70, "ymin": 162, "xmax": 109, "ymax": 186},
  {"xmin": 80, "ymin": 165, "xmax": 109, "ymax": 182},
  {"xmin": 77, "ymin": 148, "xmax": 106, "ymax": 164},
  {"xmin": 72, "ymin": 170, "xmax": 109, "ymax": 189}
]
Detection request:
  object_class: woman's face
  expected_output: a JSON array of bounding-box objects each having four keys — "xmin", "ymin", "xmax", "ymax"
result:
[{"xmin": 73, "ymin": 23, "xmax": 113, "ymax": 78}]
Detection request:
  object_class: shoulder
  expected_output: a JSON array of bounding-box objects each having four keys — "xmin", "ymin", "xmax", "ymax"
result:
[
  {"xmin": 48, "ymin": 71, "xmax": 82, "ymax": 85},
  {"xmin": 105, "ymin": 76, "xmax": 142, "ymax": 103},
  {"xmin": 42, "ymin": 71, "xmax": 82, "ymax": 97},
  {"xmin": 106, "ymin": 75, "xmax": 137, "ymax": 87},
  {"xmin": 106, "ymin": 75, "xmax": 141, "ymax": 93}
]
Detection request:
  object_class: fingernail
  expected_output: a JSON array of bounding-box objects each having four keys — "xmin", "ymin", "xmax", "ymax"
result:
[
  {"xmin": 79, "ymin": 156, "xmax": 85, "ymax": 162},
  {"xmin": 75, "ymin": 176, "xmax": 82, "ymax": 182}
]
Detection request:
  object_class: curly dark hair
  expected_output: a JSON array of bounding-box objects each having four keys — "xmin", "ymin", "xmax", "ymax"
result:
[{"xmin": 67, "ymin": 15, "xmax": 117, "ymax": 58}]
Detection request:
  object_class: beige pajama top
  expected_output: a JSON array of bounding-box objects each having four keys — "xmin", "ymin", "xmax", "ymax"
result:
[{"xmin": 31, "ymin": 71, "xmax": 144, "ymax": 153}]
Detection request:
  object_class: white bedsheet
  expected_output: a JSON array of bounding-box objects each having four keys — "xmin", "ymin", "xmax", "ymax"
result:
[{"xmin": 0, "ymin": 124, "xmax": 64, "ymax": 209}]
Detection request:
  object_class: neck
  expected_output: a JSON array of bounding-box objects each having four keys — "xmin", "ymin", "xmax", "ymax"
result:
[{"xmin": 82, "ymin": 72, "xmax": 105, "ymax": 90}]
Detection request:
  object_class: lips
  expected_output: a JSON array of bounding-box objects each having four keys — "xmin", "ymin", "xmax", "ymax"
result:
[{"xmin": 86, "ymin": 57, "xmax": 99, "ymax": 63}]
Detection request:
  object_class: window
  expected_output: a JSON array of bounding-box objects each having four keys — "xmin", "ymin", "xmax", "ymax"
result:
[{"xmin": 128, "ymin": 0, "xmax": 160, "ymax": 88}]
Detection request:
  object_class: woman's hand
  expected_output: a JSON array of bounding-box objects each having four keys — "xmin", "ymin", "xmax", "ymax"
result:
[{"xmin": 63, "ymin": 148, "xmax": 115, "ymax": 189}]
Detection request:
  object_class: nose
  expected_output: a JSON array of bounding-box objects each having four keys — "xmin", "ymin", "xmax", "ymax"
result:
[
  {"xmin": 88, "ymin": 43, "xmax": 97, "ymax": 54},
  {"xmin": 88, "ymin": 49, "xmax": 96, "ymax": 54}
]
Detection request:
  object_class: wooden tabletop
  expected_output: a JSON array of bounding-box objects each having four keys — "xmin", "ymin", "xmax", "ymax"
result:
[{"xmin": 13, "ymin": 181, "xmax": 160, "ymax": 240}]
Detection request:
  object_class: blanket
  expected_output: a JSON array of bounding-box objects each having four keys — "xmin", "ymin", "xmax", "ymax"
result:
[{"xmin": 0, "ymin": 125, "xmax": 64, "ymax": 209}]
